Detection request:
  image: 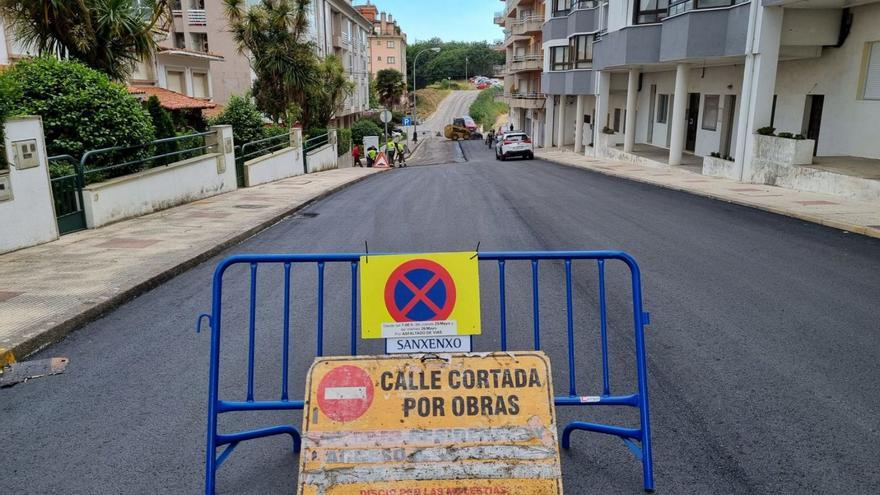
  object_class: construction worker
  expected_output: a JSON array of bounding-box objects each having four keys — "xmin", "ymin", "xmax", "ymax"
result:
[
  {"xmin": 386, "ymin": 138, "xmax": 397, "ymax": 167},
  {"xmin": 395, "ymin": 140, "xmax": 408, "ymax": 167},
  {"xmin": 366, "ymin": 146, "xmax": 377, "ymax": 168}
]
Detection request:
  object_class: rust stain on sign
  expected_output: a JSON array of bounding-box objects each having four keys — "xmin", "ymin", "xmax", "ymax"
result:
[{"xmin": 297, "ymin": 352, "xmax": 562, "ymax": 495}]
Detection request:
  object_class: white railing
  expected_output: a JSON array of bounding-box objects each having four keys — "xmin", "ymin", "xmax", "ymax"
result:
[
  {"xmin": 511, "ymin": 15, "xmax": 544, "ymax": 35},
  {"xmin": 187, "ymin": 9, "xmax": 207, "ymax": 26}
]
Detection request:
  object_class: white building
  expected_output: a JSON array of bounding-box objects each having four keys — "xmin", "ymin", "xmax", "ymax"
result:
[{"xmin": 526, "ymin": 0, "xmax": 880, "ymax": 200}]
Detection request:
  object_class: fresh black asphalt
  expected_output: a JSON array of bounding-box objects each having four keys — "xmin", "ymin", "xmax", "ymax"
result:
[{"xmin": 2, "ymin": 140, "xmax": 879, "ymax": 494}]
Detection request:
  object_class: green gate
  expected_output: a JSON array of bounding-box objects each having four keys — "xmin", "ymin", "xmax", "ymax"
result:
[{"xmin": 48, "ymin": 155, "xmax": 87, "ymax": 235}]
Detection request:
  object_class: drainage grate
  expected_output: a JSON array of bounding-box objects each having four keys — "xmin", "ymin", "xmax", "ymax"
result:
[{"xmin": 235, "ymin": 204, "xmax": 270, "ymax": 210}]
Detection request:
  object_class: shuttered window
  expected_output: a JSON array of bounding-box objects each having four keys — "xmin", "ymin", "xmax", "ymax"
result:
[{"xmin": 863, "ymin": 41, "xmax": 880, "ymax": 100}]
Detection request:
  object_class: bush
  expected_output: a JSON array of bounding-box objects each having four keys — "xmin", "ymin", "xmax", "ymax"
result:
[
  {"xmin": 305, "ymin": 127, "xmax": 328, "ymax": 140},
  {"xmin": 756, "ymin": 126, "xmax": 776, "ymax": 136},
  {"xmin": 777, "ymin": 132, "xmax": 794, "ymax": 139},
  {"xmin": 794, "ymin": 134, "xmax": 806, "ymax": 140},
  {"xmin": 337, "ymin": 128, "xmax": 352, "ymax": 156},
  {"xmin": 432, "ymin": 80, "xmax": 462, "ymax": 90},
  {"xmin": 351, "ymin": 119, "xmax": 383, "ymax": 145},
  {"xmin": 0, "ymin": 57, "xmax": 155, "ymax": 170},
  {"xmin": 710, "ymin": 152, "xmax": 720, "ymax": 158},
  {"xmin": 469, "ymin": 87, "xmax": 507, "ymax": 128},
  {"xmin": 208, "ymin": 94, "xmax": 266, "ymax": 146},
  {"xmin": 263, "ymin": 125, "xmax": 290, "ymax": 138},
  {"xmin": 602, "ymin": 127, "xmax": 615, "ymax": 135}
]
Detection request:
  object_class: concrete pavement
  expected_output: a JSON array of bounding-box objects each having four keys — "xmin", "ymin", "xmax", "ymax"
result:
[
  {"xmin": 2, "ymin": 140, "xmax": 878, "ymax": 494},
  {"xmin": 0, "ymin": 167, "xmax": 385, "ymax": 362},
  {"xmin": 537, "ymin": 147, "xmax": 880, "ymax": 239}
]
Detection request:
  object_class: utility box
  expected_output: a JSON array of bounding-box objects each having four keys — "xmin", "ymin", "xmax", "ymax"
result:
[
  {"xmin": 12, "ymin": 139, "xmax": 40, "ymax": 170},
  {"xmin": 0, "ymin": 174, "xmax": 12, "ymax": 202}
]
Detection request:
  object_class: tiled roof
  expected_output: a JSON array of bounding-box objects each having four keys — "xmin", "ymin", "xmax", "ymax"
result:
[{"xmin": 128, "ymin": 85, "xmax": 217, "ymax": 110}]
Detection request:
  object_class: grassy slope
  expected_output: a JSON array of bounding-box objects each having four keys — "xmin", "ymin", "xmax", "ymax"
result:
[{"xmin": 468, "ymin": 87, "xmax": 508, "ymax": 128}]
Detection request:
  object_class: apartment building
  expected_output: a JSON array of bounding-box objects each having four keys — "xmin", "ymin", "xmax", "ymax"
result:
[
  {"xmin": 533, "ymin": 0, "xmax": 880, "ymax": 200},
  {"xmin": 165, "ymin": 0, "xmax": 371, "ymax": 127},
  {"xmin": 354, "ymin": 3, "xmax": 408, "ymax": 79},
  {"xmin": 496, "ymin": 0, "xmax": 547, "ymax": 145}
]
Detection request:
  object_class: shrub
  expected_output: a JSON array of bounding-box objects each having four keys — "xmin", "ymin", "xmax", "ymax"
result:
[
  {"xmin": 337, "ymin": 128, "xmax": 352, "ymax": 156},
  {"xmin": 145, "ymin": 96, "xmax": 178, "ymax": 164},
  {"xmin": 777, "ymin": 132, "xmax": 794, "ymax": 139},
  {"xmin": 0, "ymin": 57, "xmax": 154, "ymax": 170},
  {"xmin": 305, "ymin": 127, "xmax": 328, "ymax": 140},
  {"xmin": 602, "ymin": 126, "xmax": 615, "ymax": 135},
  {"xmin": 710, "ymin": 152, "xmax": 720, "ymax": 158},
  {"xmin": 351, "ymin": 119, "xmax": 383, "ymax": 145},
  {"xmin": 208, "ymin": 94, "xmax": 266, "ymax": 146},
  {"xmin": 756, "ymin": 126, "xmax": 776, "ymax": 136},
  {"xmin": 794, "ymin": 134, "xmax": 806, "ymax": 140},
  {"xmin": 263, "ymin": 125, "xmax": 290, "ymax": 138},
  {"xmin": 432, "ymin": 80, "xmax": 462, "ymax": 90},
  {"xmin": 469, "ymin": 87, "xmax": 507, "ymax": 128}
]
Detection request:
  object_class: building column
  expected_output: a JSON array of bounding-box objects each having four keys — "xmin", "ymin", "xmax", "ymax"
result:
[
  {"xmin": 595, "ymin": 72, "xmax": 611, "ymax": 151},
  {"xmin": 735, "ymin": 6, "xmax": 783, "ymax": 181},
  {"xmin": 556, "ymin": 96, "xmax": 567, "ymax": 148},
  {"xmin": 543, "ymin": 96, "xmax": 555, "ymax": 149},
  {"xmin": 574, "ymin": 95, "xmax": 586, "ymax": 153},
  {"xmin": 668, "ymin": 63, "xmax": 689, "ymax": 166},
  {"xmin": 624, "ymin": 68, "xmax": 640, "ymax": 153}
]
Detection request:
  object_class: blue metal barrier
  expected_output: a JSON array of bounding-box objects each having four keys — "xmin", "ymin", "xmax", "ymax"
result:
[{"xmin": 198, "ymin": 251, "xmax": 654, "ymax": 493}]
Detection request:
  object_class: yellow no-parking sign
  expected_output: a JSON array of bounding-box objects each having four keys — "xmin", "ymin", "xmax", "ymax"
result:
[{"xmin": 360, "ymin": 252, "xmax": 481, "ymax": 339}]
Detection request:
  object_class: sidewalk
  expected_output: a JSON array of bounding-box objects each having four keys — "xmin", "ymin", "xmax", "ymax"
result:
[
  {"xmin": 536, "ymin": 148, "xmax": 880, "ymax": 240},
  {"xmin": 0, "ymin": 167, "xmax": 386, "ymax": 362}
]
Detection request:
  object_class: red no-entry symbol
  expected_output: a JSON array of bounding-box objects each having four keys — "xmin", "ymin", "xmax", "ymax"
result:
[
  {"xmin": 384, "ymin": 259, "xmax": 457, "ymax": 322},
  {"xmin": 316, "ymin": 365, "xmax": 374, "ymax": 422}
]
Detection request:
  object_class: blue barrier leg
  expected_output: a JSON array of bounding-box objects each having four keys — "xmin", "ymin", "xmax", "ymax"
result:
[
  {"xmin": 281, "ymin": 262, "xmax": 291, "ymax": 401},
  {"xmin": 350, "ymin": 262, "xmax": 358, "ymax": 356},
  {"xmin": 531, "ymin": 260, "xmax": 540, "ymax": 350},
  {"xmin": 498, "ymin": 260, "xmax": 507, "ymax": 351}
]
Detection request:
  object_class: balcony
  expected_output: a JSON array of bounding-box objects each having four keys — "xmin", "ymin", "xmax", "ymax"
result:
[
  {"xmin": 494, "ymin": 11, "xmax": 506, "ymax": 25},
  {"xmin": 187, "ymin": 9, "xmax": 206, "ymax": 26},
  {"xmin": 511, "ymin": 15, "xmax": 544, "ymax": 36},
  {"xmin": 333, "ymin": 32, "xmax": 351, "ymax": 49},
  {"xmin": 592, "ymin": 24, "xmax": 661, "ymax": 70},
  {"xmin": 544, "ymin": 4, "xmax": 600, "ymax": 42},
  {"xmin": 502, "ymin": 92, "xmax": 546, "ymax": 109},
  {"xmin": 510, "ymin": 54, "xmax": 543, "ymax": 73},
  {"xmin": 493, "ymin": 64, "xmax": 508, "ymax": 76},
  {"xmin": 658, "ymin": 2, "xmax": 750, "ymax": 62},
  {"xmin": 542, "ymin": 70, "xmax": 595, "ymax": 96}
]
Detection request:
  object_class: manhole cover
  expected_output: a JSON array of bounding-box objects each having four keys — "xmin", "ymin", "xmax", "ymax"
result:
[{"xmin": 235, "ymin": 204, "xmax": 269, "ymax": 209}]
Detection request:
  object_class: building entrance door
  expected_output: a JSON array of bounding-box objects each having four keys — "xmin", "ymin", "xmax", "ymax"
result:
[{"xmin": 685, "ymin": 93, "xmax": 700, "ymax": 152}]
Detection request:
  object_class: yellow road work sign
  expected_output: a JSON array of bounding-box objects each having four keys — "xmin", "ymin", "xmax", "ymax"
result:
[
  {"xmin": 360, "ymin": 252, "xmax": 481, "ymax": 339},
  {"xmin": 297, "ymin": 352, "xmax": 562, "ymax": 495}
]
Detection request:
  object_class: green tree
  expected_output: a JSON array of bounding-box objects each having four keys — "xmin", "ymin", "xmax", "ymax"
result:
[
  {"xmin": 406, "ymin": 39, "xmax": 504, "ymax": 90},
  {"xmin": 0, "ymin": 57, "xmax": 154, "ymax": 165},
  {"xmin": 375, "ymin": 69, "xmax": 405, "ymax": 110},
  {"xmin": 224, "ymin": 0, "xmax": 318, "ymax": 125},
  {"xmin": 145, "ymin": 95, "xmax": 177, "ymax": 161},
  {"xmin": 350, "ymin": 119, "xmax": 382, "ymax": 146},
  {"xmin": 208, "ymin": 93, "xmax": 266, "ymax": 145},
  {"xmin": 305, "ymin": 55, "xmax": 354, "ymax": 128},
  {"xmin": 368, "ymin": 73, "xmax": 379, "ymax": 109},
  {"xmin": 0, "ymin": 0, "xmax": 172, "ymax": 80}
]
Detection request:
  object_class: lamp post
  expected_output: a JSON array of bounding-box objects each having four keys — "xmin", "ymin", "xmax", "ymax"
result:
[{"xmin": 411, "ymin": 47, "xmax": 441, "ymax": 142}]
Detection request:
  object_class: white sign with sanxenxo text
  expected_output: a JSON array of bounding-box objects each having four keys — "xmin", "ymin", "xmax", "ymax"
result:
[{"xmin": 385, "ymin": 336, "xmax": 472, "ymax": 354}]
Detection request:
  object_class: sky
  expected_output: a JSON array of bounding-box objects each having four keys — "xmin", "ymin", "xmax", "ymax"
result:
[{"xmin": 358, "ymin": 0, "xmax": 505, "ymax": 43}]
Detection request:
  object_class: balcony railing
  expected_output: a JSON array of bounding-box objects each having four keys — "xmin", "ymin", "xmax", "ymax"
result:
[
  {"xmin": 511, "ymin": 15, "xmax": 544, "ymax": 35},
  {"xmin": 493, "ymin": 64, "xmax": 508, "ymax": 75},
  {"xmin": 187, "ymin": 9, "xmax": 206, "ymax": 26},
  {"xmin": 636, "ymin": 0, "xmax": 749, "ymax": 24},
  {"xmin": 510, "ymin": 53, "xmax": 543, "ymax": 72},
  {"xmin": 494, "ymin": 11, "xmax": 506, "ymax": 25}
]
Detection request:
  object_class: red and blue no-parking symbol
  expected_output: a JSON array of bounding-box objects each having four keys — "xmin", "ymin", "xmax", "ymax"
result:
[{"xmin": 383, "ymin": 259, "xmax": 457, "ymax": 322}]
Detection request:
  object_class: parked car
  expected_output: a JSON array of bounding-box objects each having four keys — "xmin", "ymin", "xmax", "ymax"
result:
[{"xmin": 495, "ymin": 132, "xmax": 534, "ymax": 161}]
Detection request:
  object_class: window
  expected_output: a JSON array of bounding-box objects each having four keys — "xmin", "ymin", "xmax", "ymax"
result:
[
  {"xmin": 668, "ymin": 0, "xmax": 748, "ymax": 17},
  {"xmin": 550, "ymin": 46, "xmax": 570, "ymax": 71},
  {"xmin": 377, "ymin": 56, "xmax": 382, "ymax": 61},
  {"xmin": 166, "ymin": 70, "xmax": 185, "ymax": 94},
  {"xmin": 613, "ymin": 108, "xmax": 622, "ymax": 132},
  {"xmin": 190, "ymin": 32, "xmax": 208, "ymax": 52},
  {"xmin": 376, "ymin": 40, "xmax": 382, "ymax": 46},
  {"xmin": 702, "ymin": 95, "xmax": 719, "ymax": 131},
  {"xmin": 634, "ymin": 0, "xmax": 668, "ymax": 24},
  {"xmin": 387, "ymin": 56, "xmax": 396, "ymax": 64},
  {"xmin": 192, "ymin": 72, "xmax": 209, "ymax": 98},
  {"xmin": 171, "ymin": 0, "xmax": 182, "ymax": 10},
  {"xmin": 174, "ymin": 33, "xmax": 185, "ymax": 49},
  {"xmin": 569, "ymin": 35, "xmax": 593, "ymax": 69},
  {"xmin": 553, "ymin": 0, "xmax": 571, "ymax": 15},
  {"xmin": 863, "ymin": 41, "xmax": 880, "ymax": 100},
  {"xmin": 387, "ymin": 40, "xmax": 395, "ymax": 48},
  {"xmin": 190, "ymin": 0, "xmax": 204, "ymax": 8},
  {"xmin": 657, "ymin": 94, "xmax": 669, "ymax": 123}
]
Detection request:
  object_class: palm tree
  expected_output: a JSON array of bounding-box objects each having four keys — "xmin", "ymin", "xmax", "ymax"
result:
[
  {"xmin": 0, "ymin": 0, "xmax": 171, "ymax": 80},
  {"xmin": 224, "ymin": 0, "xmax": 319, "ymax": 125},
  {"xmin": 375, "ymin": 69, "xmax": 405, "ymax": 110},
  {"xmin": 306, "ymin": 55, "xmax": 354, "ymax": 128}
]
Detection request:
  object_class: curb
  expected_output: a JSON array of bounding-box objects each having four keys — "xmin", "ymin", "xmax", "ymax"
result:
[
  {"xmin": 8, "ymin": 171, "xmax": 387, "ymax": 361},
  {"xmin": 537, "ymin": 153, "xmax": 880, "ymax": 241}
]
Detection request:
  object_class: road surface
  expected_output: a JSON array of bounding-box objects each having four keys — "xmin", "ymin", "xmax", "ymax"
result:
[
  {"xmin": 2, "ymin": 140, "xmax": 879, "ymax": 494},
  {"xmin": 410, "ymin": 90, "xmax": 480, "ymax": 166}
]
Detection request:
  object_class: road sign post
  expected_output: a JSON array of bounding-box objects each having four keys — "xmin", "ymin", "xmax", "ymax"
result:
[
  {"xmin": 380, "ymin": 109, "xmax": 392, "ymax": 145},
  {"xmin": 297, "ymin": 352, "xmax": 562, "ymax": 495}
]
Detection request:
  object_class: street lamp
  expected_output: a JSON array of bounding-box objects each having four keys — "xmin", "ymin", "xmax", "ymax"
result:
[{"xmin": 411, "ymin": 47, "xmax": 441, "ymax": 142}]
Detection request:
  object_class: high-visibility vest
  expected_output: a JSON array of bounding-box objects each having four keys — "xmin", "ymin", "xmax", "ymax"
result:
[
  {"xmin": 368, "ymin": 149, "xmax": 377, "ymax": 159},
  {"xmin": 387, "ymin": 142, "xmax": 396, "ymax": 151},
  {"xmin": 396, "ymin": 142, "xmax": 405, "ymax": 153}
]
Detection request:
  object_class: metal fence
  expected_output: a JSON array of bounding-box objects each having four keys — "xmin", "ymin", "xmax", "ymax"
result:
[
  {"xmin": 304, "ymin": 133, "xmax": 330, "ymax": 154},
  {"xmin": 79, "ymin": 131, "xmax": 219, "ymax": 183},
  {"xmin": 198, "ymin": 250, "xmax": 655, "ymax": 494},
  {"xmin": 47, "ymin": 155, "xmax": 87, "ymax": 234},
  {"xmin": 233, "ymin": 132, "xmax": 293, "ymax": 187}
]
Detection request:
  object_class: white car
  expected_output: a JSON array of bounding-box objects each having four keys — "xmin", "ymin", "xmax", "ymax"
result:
[{"xmin": 495, "ymin": 132, "xmax": 534, "ymax": 161}]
